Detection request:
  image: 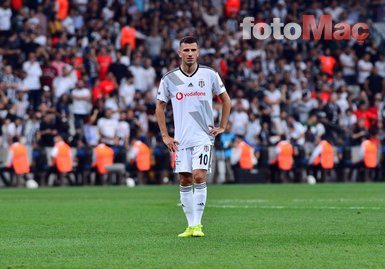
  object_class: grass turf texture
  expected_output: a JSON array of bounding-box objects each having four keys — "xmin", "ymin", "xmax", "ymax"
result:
[{"xmin": 1, "ymin": 184, "xmax": 385, "ymax": 269}]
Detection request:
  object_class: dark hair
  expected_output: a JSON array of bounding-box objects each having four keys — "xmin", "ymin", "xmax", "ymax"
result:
[{"xmin": 179, "ymin": 36, "xmax": 199, "ymax": 47}]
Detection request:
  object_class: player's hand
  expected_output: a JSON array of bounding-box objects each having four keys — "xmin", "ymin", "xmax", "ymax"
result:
[
  {"xmin": 209, "ymin": 125, "xmax": 225, "ymax": 137},
  {"xmin": 162, "ymin": 135, "xmax": 179, "ymax": 152}
]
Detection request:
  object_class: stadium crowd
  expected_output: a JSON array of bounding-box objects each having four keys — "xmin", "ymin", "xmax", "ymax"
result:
[{"xmin": 0, "ymin": 0, "xmax": 385, "ymax": 186}]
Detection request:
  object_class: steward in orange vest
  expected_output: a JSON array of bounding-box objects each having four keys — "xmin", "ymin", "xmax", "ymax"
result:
[
  {"xmin": 93, "ymin": 143, "xmax": 114, "ymax": 174},
  {"xmin": 307, "ymin": 136, "xmax": 334, "ymax": 182},
  {"xmin": 308, "ymin": 139, "xmax": 334, "ymax": 169},
  {"xmin": 230, "ymin": 136, "xmax": 257, "ymax": 183},
  {"xmin": 231, "ymin": 136, "xmax": 256, "ymax": 170},
  {"xmin": 0, "ymin": 136, "xmax": 30, "ymax": 187},
  {"xmin": 48, "ymin": 135, "xmax": 74, "ymax": 186},
  {"xmin": 92, "ymin": 142, "xmax": 114, "ymax": 185},
  {"xmin": 132, "ymin": 140, "xmax": 151, "ymax": 172},
  {"xmin": 359, "ymin": 139, "xmax": 378, "ymax": 169},
  {"xmin": 271, "ymin": 140, "xmax": 293, "ymax": 171},
  {"xmin": 51, "ymin": 135, "xmax": 73, "ymax": 173},
  {"xmin": 352, "ymin": 136, "xmax": 379, "ymax": 182},
  {"xmin": 128, "ymin": 138, "xmax": 151, "ymax": 184},
  {"xmin": 8, "ymin": 138, "xmax": 30, "ymax": 175},
  {"xmin": 270, "ymin": 136, "xmax": 293, "ymax": 183}
]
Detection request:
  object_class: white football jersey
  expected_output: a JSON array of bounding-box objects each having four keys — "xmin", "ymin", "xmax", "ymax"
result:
[{"xmin": 157, "ymin": 65, "xmax": 226, "ymax": 149}]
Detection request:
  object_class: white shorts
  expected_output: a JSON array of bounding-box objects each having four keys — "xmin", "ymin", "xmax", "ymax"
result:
[{"xmin": 174, "ymin": 145, "xmax": 213, "ymax": 174}]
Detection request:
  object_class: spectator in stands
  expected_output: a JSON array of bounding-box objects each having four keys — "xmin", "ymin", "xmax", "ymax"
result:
[
  {"xmin": 22, "ymin": 52, "xmax": 42, "ymax": 111},
  {"xmin": 245, "ymin": 112, "xmax": 261, "ymax": 147},
  {"xmin": 229, "ymin": 102, "xmax": 248, "ymax": 136},
  {"xmin": 96, "ymin": 46, "xmax": 112, "ymax": 81},
  {"xmin": 119, "ymin": 72, "xmax": 135, "ymax": 109},
  {"xmin": 97, "ymin": 108, "xmax": 118, "ymax": 146},
  {"xmin": 357, "ymin": 53, "xmax": 373, "ymax": 88},
  {"xmin": 319, "ymin": 48, "xmax": 336, "ymax": 80},
  {"xmin": 55, "ymin": 94, "xmax": 71, "ymax": 140},
  {"xmin": 364, "ymin": 67, "xmax": 385, "ymax": 104},
  {"xmin": 71, "ymin": 79, "xmax": 91, "ymax": 129},
  {"xmin": 116, "ymin": 111, "xmax": 130, "ymax": 147},
  {"xmin": 143, "ymin": 58, "xmax": 156, "ymax": 92},
  {"xmin": 0, "ymin": 1, "xmax": 12, "ymax": 42},
  {"xmin": 0, "ymin": 65, "xmax": 22, "ymax": 103},
  {"xmin": 52, "ymin": 64, "xmax": 76, "ymax": 101},
  {"xmin": 107, "ymin": 50, "xmax": 128, "ymax": 84},
  {"xmin": 38, "ymin": 113, "xmax": 57, "ymax": 147},
  {"xmin": 375, "ymin": 53, "xmax": 385, "ymax": 78},
  {"xmin": 129, "ymin": 56, "xmax": 147, "ymax": 92}
]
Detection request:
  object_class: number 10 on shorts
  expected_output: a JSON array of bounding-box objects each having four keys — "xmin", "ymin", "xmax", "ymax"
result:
[
  {"xmin": 199, "ymin": 154, "xmax": 209, "ymax": 165},
  {"xmin": 175, "ymin": 145, "xmax": 212, "ymax": 173},
  {"xmin": 193, "ymin": 145, "xmax": 212, "ymax": 171}
]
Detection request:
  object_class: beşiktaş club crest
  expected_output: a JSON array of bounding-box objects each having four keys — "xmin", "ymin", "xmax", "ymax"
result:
[
  {"xmin": 204, "ymin": 145, "xmax": 209, "ymax": 152},
  {"xmin": 198, "ymin": 79, "xmax": 205, "ymax": 88}
]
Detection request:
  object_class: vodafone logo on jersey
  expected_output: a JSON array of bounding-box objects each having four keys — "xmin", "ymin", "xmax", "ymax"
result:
[
  {"xmin": 175, "ymin": 91, "xmax": 206, "ymax": 101},
  {"xmin": 176, "ymin": 92, "xmax": 184, "ymax": 100}
]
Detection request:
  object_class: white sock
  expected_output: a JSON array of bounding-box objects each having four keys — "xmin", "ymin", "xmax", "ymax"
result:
[
  {"xmin": 180, "ymin": 185, "xmax": 195, "ymax": 227},
  {"xmin": 193, "ymin": 182, "xmax": 207, "ymax": 225}
]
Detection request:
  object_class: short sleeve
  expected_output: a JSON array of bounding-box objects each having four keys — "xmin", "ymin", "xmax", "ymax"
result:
[
  {"xmin": 212, "ymin": 72, "xmax": 226, "ymax": 96},
  {"xmin": 157, "ymin": 78, "xmax": 170, "ymax": 103}
]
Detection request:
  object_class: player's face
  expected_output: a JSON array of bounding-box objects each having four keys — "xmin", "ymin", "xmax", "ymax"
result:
[{"xmin": 178, "ymin": 43, "xmax": 199, "ymax": 67}]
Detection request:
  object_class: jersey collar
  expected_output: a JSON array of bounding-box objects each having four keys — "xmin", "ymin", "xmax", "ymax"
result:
[{"xmin": 179, "ymin": 64, "xmax": 199, "ymax": 77}]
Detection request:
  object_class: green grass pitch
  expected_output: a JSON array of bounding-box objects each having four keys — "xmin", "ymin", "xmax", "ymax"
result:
[{"xmin": 1, "ymin": 184, "xmax": 385, "ymax": 269}]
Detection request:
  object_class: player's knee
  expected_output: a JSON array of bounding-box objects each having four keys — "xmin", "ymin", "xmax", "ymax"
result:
[
  {"xmin": 193, "ymin": 171, "xmax": 206, "ymax": 184},
  {"xmin": 179, "ymin": 173, "xmax": 193, "ymax": 186}
]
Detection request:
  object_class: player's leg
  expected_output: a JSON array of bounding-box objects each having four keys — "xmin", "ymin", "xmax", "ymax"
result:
[
  {"xmin": 176, "ymin": 148, "xmax": 195, "ymax": 237},
  {"xmin": 192, "ymin": 169, "xmax": 207, "ymax": 237},
  {"xmin": 178, "ymin": 172, "xmax": 195, "ymax": 237},
  {"xmin": 191, "ymin": 145, "xmax": 212, "ymax": 237}
]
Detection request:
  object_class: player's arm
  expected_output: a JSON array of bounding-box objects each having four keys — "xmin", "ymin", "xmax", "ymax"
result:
[
  {"xmin": 210, "ymin": 91, "xmax": 231, "ymax": 137},
  {"xmin": 155, "ymin": 100, "xmax": 178, "ymax": 152},
  {"xmin": 155, "ymin": 100, "xmax": 169, "ymax": 138}
]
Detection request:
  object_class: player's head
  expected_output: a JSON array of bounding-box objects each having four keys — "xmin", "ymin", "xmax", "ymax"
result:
[{"xmin": 178, "ymin": 36, "xmax": 199, "ymax": 67}]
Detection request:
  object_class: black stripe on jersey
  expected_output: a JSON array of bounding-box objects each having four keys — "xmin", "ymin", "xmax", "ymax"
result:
[
  {"xmin": 161, "ymin": 67, "xmax": 179, "ymax": 80},
  {"xmin": 179, "ymin": 64, "xmax": 199, "ymax": 77}
]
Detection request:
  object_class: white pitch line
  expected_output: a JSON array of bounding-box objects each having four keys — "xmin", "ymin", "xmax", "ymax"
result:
[{"xmin": 208, "ymin": 205, "xmax": 384, "ymax": 210}]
